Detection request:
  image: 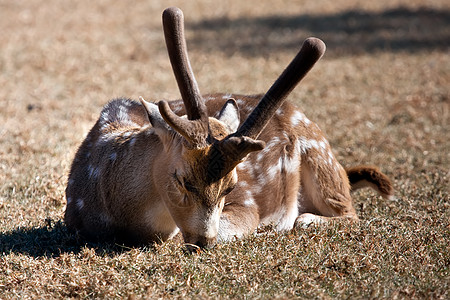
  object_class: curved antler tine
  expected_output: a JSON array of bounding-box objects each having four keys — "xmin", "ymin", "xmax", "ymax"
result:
[
  {"xmin": 162, "ymin": 7, "xmax": 208, "ymax": 122},
  {"xmin": 158, "ymin": 100, "xmax": 208, "ymax": 147},
  {"xmin": 236, "ymin": 37, "xmax": 326, "ymax": 139}
]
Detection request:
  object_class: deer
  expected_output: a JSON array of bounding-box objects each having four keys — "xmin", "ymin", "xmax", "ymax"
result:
[{"xmin": 65, "ymin": 7, "xmax": 393, "ymax": 251}]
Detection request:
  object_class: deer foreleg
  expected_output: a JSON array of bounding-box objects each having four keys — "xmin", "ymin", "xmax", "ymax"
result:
[{"xmin": 217, "ymin": 203, "xmax": 259, "ymax": 242}]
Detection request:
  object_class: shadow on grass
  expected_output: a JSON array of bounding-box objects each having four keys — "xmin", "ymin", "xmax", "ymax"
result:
[
  {"xmin": 0, "ymin": 220, "xmax": 146, "ymax": 258},
  {"xmin": 187, "ymin": 7, "xmax": 449, "ymax": 56}
]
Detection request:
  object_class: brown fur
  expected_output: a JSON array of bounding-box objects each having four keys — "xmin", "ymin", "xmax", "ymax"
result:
[
  {"xmin": 65, "ymin": 94, "xmax": 394, "ymax": 247},
  {"xmin": 65, "ymin": 7, "xmax": 393, "ymax": 249}
]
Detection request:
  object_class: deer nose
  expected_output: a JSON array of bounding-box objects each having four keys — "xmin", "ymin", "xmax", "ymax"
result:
[{"xmin": 185, "ymin": 236, "xmax": 217, "ymax": 253}]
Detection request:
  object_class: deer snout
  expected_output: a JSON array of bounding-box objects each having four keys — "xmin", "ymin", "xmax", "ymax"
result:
[{"xmin": 184, "ymin": 234, "xmax": 217, "ymax": 252}]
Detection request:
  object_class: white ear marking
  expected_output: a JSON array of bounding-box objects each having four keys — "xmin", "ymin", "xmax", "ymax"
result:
[{"xmin": 217, "ymin": 99, "xmax": 240, "ymax": 132}]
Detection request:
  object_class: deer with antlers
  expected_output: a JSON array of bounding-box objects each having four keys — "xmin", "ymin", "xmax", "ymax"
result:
[{"xmin": 65, "ymin": 7, "xmax": 393, "ymax": 251}]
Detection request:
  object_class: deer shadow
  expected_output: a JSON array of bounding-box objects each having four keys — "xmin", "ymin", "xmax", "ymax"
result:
[
  {"xmin": 187, "ymin": 6, "xmax": 449, "ymax": 57},
  {"xmin": 0, "ymin": 220, "xmax": 149, "ymax": 258}
]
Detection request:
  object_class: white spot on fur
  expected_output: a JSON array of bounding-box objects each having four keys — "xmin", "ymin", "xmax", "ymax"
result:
[
  {"xmin": 76, "ymin": 198, "xmax": 84, "ymax": 210},
  {"xmin": 222, "ymin": 93, "xmax": 232, "ymax": 99},
  {"xmin": 238, "ymin": 180, "xmax": 249, "ymax": 188},
  {"xmin": 284, "ymin": 149, "xmax": 300, "ymax": 175},
  {"xmin": 100, "ymin": 111, "xmax": 110, "ymax": 123},
  {"xmin": 218, "ymin": 215, "xmax": 235, "ymax": 242},
  {"xmin": 109, "ymin": 152, "xmax": 117, "ymax": 161},
  {"xmin": 99, "ymin": 132, "xmax": 121, "ymax": 142},
  {"xmin": 310, "ymin": 139, "xmax": 319, "ymax": 150},
  {"xmin": 243, "ymin": 190, "xmax": 255, "ymax": 207},
  {"xmin": 298, "ymin": 137, "xmax": 329, "ymax": 154},
  {"xmin": 218, "ymin": 214, "xmax": 250, "ymax": 242},
  {"xmin": 318, "ymin": 141, "xmax": 327, "ymax": 152},
  {"xmin": 290, "ymin": 110, "xmax": 311, "ymax": 127},
  {"xmin": 260, "ymin": 192, "xmax": 299, "ymax": 231},
  {"xmin": 87, "ymin": 165, "xmax": 99, "ymax": 179},
  {"xmin": 267, "ymin": 157, "xmax": 283, "ymax": 181},
  {"xmin": 296, "ymin": 213, "xmax": 325, "ymax": 228},
  {"xmin": 236, "ymin": 99, "xmax": 245, "ymax": 106},
  {"xmin": 276, "ymin": 201, "xmax": 299, "ymax": 231},
  {"xmin": 276, "ymin": 107, "xmax": 284, "ymax": 116},
  {"xmin": 122, "ymin": 131, "xmax": 132, "ymax": 138},
  {"xmin": 204, "ymin": 206, "xmax": 221, "ymax": 239},
  {"xmin": 256, "ymin": 137, "xmax": 281, "ymax": 162},
  {"xmin": 237, "ymin": 159, "xmax": 252, "ymax": 171},
  {"xmin": 326, "ymin": 150, "xmax": 335, "ymax": 165},
  {"xmin": 328, "ymin": 157, "xmax": 333, "ymax": 165},
  {"xmin": 118, "ymin": 106, "xmax": 130, "ymax": 123}
]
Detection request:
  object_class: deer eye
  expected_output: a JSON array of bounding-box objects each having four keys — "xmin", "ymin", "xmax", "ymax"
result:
[
  {"xmin": 172, "ymin": 173, "xmax": 198, "ymax": 194},
  {"xmin": 183, "ymin": 180, "xmax": 198, "ymax": 194},
  {"xmin": 172, "ymin": 173, "xmax": 183, "ymax": 187},
  {"xmin": 221, "ymin": 184, "xmax": 236, "ymax": 197}
]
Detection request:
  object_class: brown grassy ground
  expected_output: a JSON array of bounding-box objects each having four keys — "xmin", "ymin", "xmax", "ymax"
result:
[{"xmin": 0, "ymin": 0, "xmax": 449, "ymax": 298}]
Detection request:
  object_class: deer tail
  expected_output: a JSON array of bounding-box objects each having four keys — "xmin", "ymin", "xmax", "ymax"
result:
[{"xmin": 345, "ymin": 166, "xmax": 395, "ymax": 200}]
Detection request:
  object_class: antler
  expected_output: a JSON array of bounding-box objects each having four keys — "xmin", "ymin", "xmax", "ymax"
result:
[
  {"xmin": 236, "ymin": 37, "xmax": 326, "ymax": 140},
  {"xmin": 207, "ymin": 38, "xmax": 326, "ymax": 181},
  {"xmin": 159, "ymin": 7, "xmax": 209, "ymax": 147}
]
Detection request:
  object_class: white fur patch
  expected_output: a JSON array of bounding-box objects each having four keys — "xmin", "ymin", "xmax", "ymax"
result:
[
  {"xmin": 118, "ymin": 106, "xmax": 130, "ymax": 123},
  {"xmin": 76, "ymin": 198, "xmax": 84, "ymax": 210},
  {"xmin": 276, "ymin": 107, "xmax": 284, "ymax": 116},
  {"xmin": 290, "ymin": 110, "xmax": 311, "ymax": 127},
  {"xmin": 87, "ymin": 165, "xmax": 99, "ymax": 179},
  {"xmin": 109, "ymin": 152, "xmax": 117, "ymax": 161},
  {"xmin": 260, "ymin": 199, "xmax": 299, "ymax": 231},
  {"xmin": 318, "ymin": 140, "xmax": 327, "ymax": 152},
  {"xmin": 243, "ymin": 190, "xmax": 255, "ymax": 207},
  {"xmin": 204, "ymin": 206, "xmax": 221, "ymax": 239},
  {"xmin": 256, "ymin": 136, "xmax": 281, "ymax": 162},
  {"xmin": 298, "ymin": 137, "xmax": 326, "ymax": 153},
  {"xmin": 236, "ymin": 99, "xmax": 245, "ymax": 106},
  {"xmin": 100, "ymin": 111, "xmax": 110, "ymax": 123},
  {"xmin": 267, "ymin": 157, "xmax": 283, "ymax": 181},
  {"xmin": 217, "ymin": 215, "xmax": 233, "ymax": 242},
  {"xmin": 275, "ymin": 200, "xmax": 299, "ymax": 231},
  {"xmin": 218, "ymin": 215, "xmax": 246, "ymax": 242},
  {"xmin": 237, "ymin": 159, "xmax": 252, "ymax": 172},
  {"xmin": 296, "ymin": 213, "xmax": 326, "ymax": 228},
  {"xmin": 284, "ymin": 148, "xmax": 300, "ymax": 175}
]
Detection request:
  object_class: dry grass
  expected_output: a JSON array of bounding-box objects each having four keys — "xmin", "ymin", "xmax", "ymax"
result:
[{"xmin": 0, "ymin": 0, "xmax": 449, "ymax": 298}]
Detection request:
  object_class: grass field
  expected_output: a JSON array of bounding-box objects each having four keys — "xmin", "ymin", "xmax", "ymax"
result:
[{"xmin": 0, "ymin": 0, "xmax": 449, "ymax": 298}]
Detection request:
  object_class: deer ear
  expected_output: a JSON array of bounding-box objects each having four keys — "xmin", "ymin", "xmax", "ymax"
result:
[
  {"xmin": 217, "ymin": 99, "xmax": 240, "ymax": 132},
  {"xmin": 139, "ymin": 97, "xmax": 171, "ymax": 132}
]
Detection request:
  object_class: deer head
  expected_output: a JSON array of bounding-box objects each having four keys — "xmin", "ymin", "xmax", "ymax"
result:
[{"xmin": 140, "ymin": 7, "xmax": 325, "ymax": 250}]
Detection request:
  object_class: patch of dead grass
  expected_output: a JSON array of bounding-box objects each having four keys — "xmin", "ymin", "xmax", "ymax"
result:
[{"xmin": 0, "ymin": 0, "xmax": 449, "ymax": 298}]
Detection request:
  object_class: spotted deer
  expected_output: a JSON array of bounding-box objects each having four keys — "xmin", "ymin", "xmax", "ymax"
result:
[{"xmin": 65, "ymin": 7, "xmax": 393, "ymax": 250}]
